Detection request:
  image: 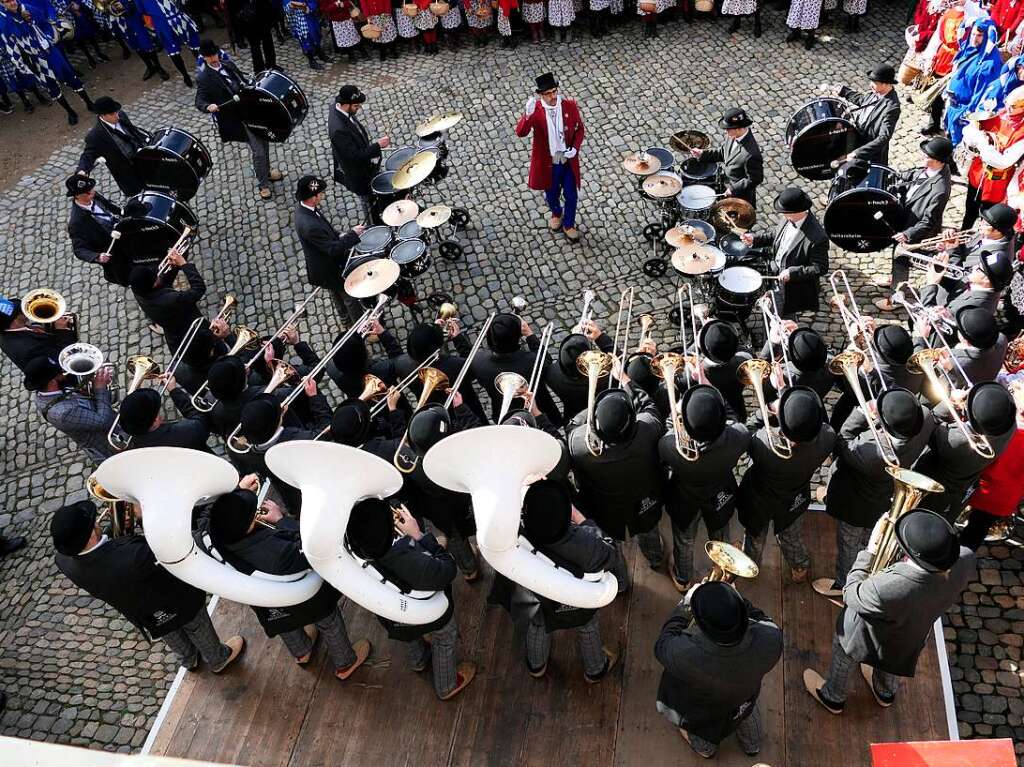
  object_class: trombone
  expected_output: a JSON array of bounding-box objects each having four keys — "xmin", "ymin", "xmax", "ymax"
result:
[
  {"xmin": 652, "ymin": 286, "xmax": 701, "ymax": 461},
  {"xmin": 228, "ymin": 295, "xmax": 390, "ymax": 453},
  {"xmin": 437, "ymin": 301, "xmax": 459, "ymax": 339},
  {"xmin": 829, "ymin": 269, "xmax": 891, "ymax": 399},
  {"xmin": 890, "ymin": 281, "xmax": 956, "ymax": 336},
  {"xmin": 156, "ymin": 226, "xmax": 195, "ymax": 278},
  {"xmin": 572, "ymin": 289, "xmax": 596, "ymax": 333},
  {"xmin": 759, "ymin": 290, "xmax": 795, "ymax": 393},
  {"xmin": 106, "ymin": 354, "xmax": 162, "ymax": 449},
  {"xmin": 737, "ymin": 293, "xmax": 793, "ymax": 459},
  {"xmin": 827, "ymin": 349, "xmax": 902, "ymax": 468},
  {"xmin": 637, "ymin": 313, "xmax": 655, "ymax": 348},
  {"xmin": 610, "ymin": 287, "xmax": 635, "ymax": 390}
]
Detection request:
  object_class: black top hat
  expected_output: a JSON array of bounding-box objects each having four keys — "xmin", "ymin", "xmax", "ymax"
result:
[
  {"xmin": 523, "ymin": 479, "xmax": 572, "ymax": 545},
  {"xmin": 51, "ymin": 500, "xmax": 98, "ymax": 556},
  {"xmin": 558, "ymin": 333, "xmax": 590, "ymax": 377},
  {"xmin": 895, "ymin": 510, "xmax": 960, "ymax": 573},
  {"xmin": 65, "ymin": 174, "xmax": 96, "ymax": 197},
  {"xmin": 407, "ymin": 323, "xmax": 444, "ymax": 362},
  {"xmin": 23, "ymin": 355, "xmax": 61, "ymax": 391},
  {"xmin": 778, "ymin": 385, "xmax": 825, "ymax": 442},
  {"xmin": 408, "ymin": 403, "xmax": 451, "ymax": 454},
  {"xmin": 867, "ymin": 64, "xmax": 898, "ymax": 84},
  {"xmin": 119, "ymin": 388, "xmax": 161, "ymax": 435},
  {"xmin": 718, "ymin": 106, "xmax": 753, "ymax": 130},
  {"xmin": 295, "ymin": 174, "xmax": 326, "ymax": 201},
  {"xmin": 336, "ymin": 84, "xmax": 367, "ymax": 105},
  {"xmin": 956, "ymin": 307, "xmax": 999, "ymax": 349},
  {"xmin": 239, "ymin": 394, "xmax": 281, "ymax": 445},
  {"xmin": 698, "ymin": 320, "xmax": 738, "ymax": 364},
  {"xmin": 535, "ymin": 72, "xmax": 559, "ymax": 93},
  {"xmin": 208, "ymin": 490, "xmax": 258, "ymax": 546},
  {"xmin": 788, "ymin": 328, "xmax": 827, "ymax": 372},
  {"xmin": 982, "ymin": 203, "xmax": 1018, "ymax": 236},
  {"xmin": 207, "ymin": 356, "xmax": 247, "ymax": 400},
  {"xmin": 347, "ymin": 498, "xmax": 395, "ymax": 560},
  {"xmin": 873, "ymin": 324, "xmax": 914, "ymax": 365},
  {"xmin": 594, "ymin": 388, "xmax": 636, "ymax": 444},
  {"xmin": 967, "ymin": 382, "xmax": 1016, "ymax": 437},
  {"xmin": 198, "ymin": 38, "xmax": 220, "ymax": 56},
  {"xmin": 691, "ymin": 581, "xmax": 749, "ymax": 646},
  {"xmin": 920, "ymin": 136, "xmax": 954, "ymax": 164},
  {"xmin": 330, "ymin": 400, "xmax": 373, "ymax": 446},
  {"xmin": 878, "ymin": 387, "xmax": 923, "ymax": 440},
  {"xmin": 773, "ymin": 186, "xmax": 812, "ymax": 214},
  {"xmin": 978, "ymin": 250, "xmax": 1014, "ymax": 291},
  {"xmin": 92, "ymin": 96, "xmax": 121, "ymax": 115},
  {"xmin": 680, "ymin": 384, "xmax": 726, "ymax": 444},
  {"xmin": 487, "ymin": 313, "xmax": 522, "ymax": 353}
]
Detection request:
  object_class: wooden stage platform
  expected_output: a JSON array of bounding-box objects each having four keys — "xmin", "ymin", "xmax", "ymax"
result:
[{"xmin": 146, "ymin": 511, "xmax": 954, "ymax": 767}]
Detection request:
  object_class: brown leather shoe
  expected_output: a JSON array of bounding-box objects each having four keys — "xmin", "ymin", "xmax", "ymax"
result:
[
  {"xmin": 148, "ymin": 323, "xmax": 164, "ymax": 336},
  {"xmin": 548, "ymin": 215, "xmax": 562, "ymax": 230},
  {"xmin": 670, "ymin": 571, "xmax": 690, "ymax": 594},
  {"xmin": 211, "ymin": 636, "xmax": 246, "ymax": 673},
  {"xmin": 564, "ymin": 226, "xmax": 581, "ymax": 242},
  {"xmin": 269, "ymin": 169, "xmax": 284, "ymax": 182},
  {"xmin": 872, "ymin": 298, "xmax": 897, "ymax": 312},
  {"xmin": 259, "ymin": 187, "xmax": 272, "ymax": 200},
  {"xmin": 296, "ymin": 625, "xmax": 319, "ymax": 665},
  {"xmin": 803, "ymin": 668, "xmax": 845, "ymax": 714},
  {"xmin": 790, "ymin": 566, "xmax": 809, "ymax": 584},
  {"xmin": 870, "ymin": 274, "xmax": 892, "ymax": 289},
  {"xmin": 440, "ymin": 661, "xmax": 477, "ymax": 700},
  {"xmin": 335, "ymin": 639, "xmax": 371, "ymax": 680},
  {"xmin": 585, "ymin": 645, "xmax": 619, "ymax": 683}
]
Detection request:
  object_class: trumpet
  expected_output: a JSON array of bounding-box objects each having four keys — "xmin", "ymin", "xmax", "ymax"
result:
[
  {"xmin": 890, "ymin": 281, "xmax": 956, "ymax": 336},
  {"xmin": 88, "ymin": 474, "xmax": 137, "ymax": 537},
  {"xmin": 156, "ymin": 226, "xmax": 195, "ymax": 277},
  {"xmin": 359, "ymin": 373, "xmax": 389, "ymax": 402},
  {"xmin": 869, "ymin": 467, "xmax": 945, "ymax": 573},
  {"xmin": 573, "ymin": 289, "xmax": 596, "ymax": 333},
  {"xmin": 907, "ymin": 253, "xmax": 968, "ymax": 281},
  {"xmin": 737, "ymin": 358, "xmax": 793, "ymax": 459},
  {"xmin": 895, "ymin": 226, "xmax": 979, "ymax": 254}
]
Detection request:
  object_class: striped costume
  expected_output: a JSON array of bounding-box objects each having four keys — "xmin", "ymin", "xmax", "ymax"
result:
[
  {"xmin": 282, "ymin": 0, "xmax": 322, "ymax": 53},
  {"xmin": 0, "ymin": 3, "xmax": 81, "ymax": 98},
  {"xmin": 136, "ymin": 0, "xmax": 199, "ymax": 54}
]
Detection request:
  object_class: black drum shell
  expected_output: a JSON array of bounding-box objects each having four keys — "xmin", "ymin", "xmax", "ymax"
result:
[
  {"xmin": 787, "ymin": 98, "xmax": 861, "ymax": 181},
  {"xmin": 645, "ymin": 146, "xmax": 676, "ymax": 173},
  {"xmin": 133, "ymin": 128, "xmax": 212, "ymax": 202},
  {"xmin": 112, "ymin": 191, "xmax": 199, "ymax": 272},
  {"xmin": 390, "ymin": 239, "xmax": 431, "ymax": 278},
  {"xmin": 370, "ymin": 171, "xmax": 405, "ymax": 222},
  {"xmin": 824, "ymin": 164, "xmax": 904, "ymax": 253},
  {"xmin": 237, "ymin": 70, "xmax": 308, "ymax": 143},
  {"xmin": 384, "ymin": 146, "xmax": 418, "ymax": 172}
]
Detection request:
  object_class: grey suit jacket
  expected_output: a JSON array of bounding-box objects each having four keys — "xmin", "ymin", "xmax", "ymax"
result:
[
  {"xmin": 752, "ymin": 214, "xmax": 830, "ymax": 315},
  {"xmin": 838, "ymin": 547, "xmax": 975, "ymax": 676},
  {"xmin": 895, "ymin": 167, "xmax": 951, "ymax": 243},
  {"xmin": 840, "ymin": 87, "xmax": 902, "ymax": 166},
  {"xmin": 919, "ymin": 283, "xmax": 1000, "ymax": 315},
  {"xmin": 702, "ymin": 130, "xmax": 763, "ymax": 207}
]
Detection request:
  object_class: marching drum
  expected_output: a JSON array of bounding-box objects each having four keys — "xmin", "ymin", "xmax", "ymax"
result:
[
  {"xmin": 677, "ymin": 184, "xmax": 717, "ymax": 219},
  {"xmin": 786, "ymin": 98, "xmax": 861, "ymax": 181},
  {"xmin": 823, "ymin": 164, "xmax": 904, "ymax": 253},
  {"xmin": 390, "ymin": 238, "xmax": 432, "ymax": 278},
  {"xmin": 237, "ymin": 70, "xmax": 308, "ymax": 143},
  {"xmin": 716, "ymin": 266, "xmax": 764, "ymax": 317},
  {"xmin": 133, "ymin": 128, "xmax": 212, "ymax": 202},
  {"xmin": 113, "ymin": 191, "xmax": 199, "ymax": 266}
]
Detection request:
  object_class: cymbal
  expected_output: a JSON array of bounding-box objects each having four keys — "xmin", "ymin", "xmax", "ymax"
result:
[
  {"xmin": 671, "ymin": 244, "xmax": 718, "ymax": 275},
  {"xmin": 642, "ymin": 174, "xmax": 683, "ymax": 199},
  {"xmin": 710, "ymin": 197, "xmax": 756, "ymax": 233},
  {"xmin": 417, "ymin": 204, "xmax": 452, "ymax": 229},
  {"xmin": 344, "ymin": 258, "xmax": 400, "ymax": 298},
  {"xmin": 664, "ymin": 225, "xmax": 709, "ymax": 248},
  {"xmin": 392, "ymin": 151, "xmax": 437, "ymax": 190},
  {"xmin": 381, "ymin": 199, "xmax": 420, "ymax": 227},
  {"xmin": 622, "ymin": 152, "xmax": 662, "ymax": 176},
  {"xmin": 416, "ymin": 111, "xmax": 463, "ymax": 137}
]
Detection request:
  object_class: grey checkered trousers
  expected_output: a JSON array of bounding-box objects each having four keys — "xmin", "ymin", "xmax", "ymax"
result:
[
  {"xmin": 402, "ymin": 614, "xmax": 459, "ymax": 698},
  {"xmin": 161, "ymin": 610, "xmax": 231, "ymax": 671},
  {"xmin": 279, "ymin": 607, "xmax": 357, "ymax": 671},
  {"xmin": 821, "ymin": 633, "xmax": 899, "ymax": 703},
  {"xmin": 526, "ymin": 612, "xmax": 606, "ymax": 677}
]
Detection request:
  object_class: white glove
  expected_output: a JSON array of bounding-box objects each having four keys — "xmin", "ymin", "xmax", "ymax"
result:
[
  {"xmin": 524, "ymin": 96, "xmax": 537, "ymax": 115},
  {"xmin": 563, "ymin": 147, "xmax": 577, "ymax": 159}
]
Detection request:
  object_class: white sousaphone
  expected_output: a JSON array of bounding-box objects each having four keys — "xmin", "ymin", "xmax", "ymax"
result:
[
  {"xmin": 265, "ymin": 440, "xmax": 449, "ymax": 625},
  {"xmin": 94, "ymin": 447, "xmax": 323, "ymax": 606},
  {"xmin": 424, "ymin": 425, "xmax": 618, "ymax": 608}
]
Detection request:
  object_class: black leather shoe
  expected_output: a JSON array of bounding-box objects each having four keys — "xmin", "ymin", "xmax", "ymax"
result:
[{"xmin": 0, "ymin": 535, "xmax": 27, "ymax": 557}]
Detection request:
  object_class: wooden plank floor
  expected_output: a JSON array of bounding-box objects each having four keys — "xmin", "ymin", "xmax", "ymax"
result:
[{"xmin": 150, "ymin": 512, "xmax": 948, "ymax": 767}]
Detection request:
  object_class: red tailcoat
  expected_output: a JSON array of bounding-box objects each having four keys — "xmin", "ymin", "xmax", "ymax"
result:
[{"xmin": 514, "ymin": 98, "xmax": 585, "ymax": 191}]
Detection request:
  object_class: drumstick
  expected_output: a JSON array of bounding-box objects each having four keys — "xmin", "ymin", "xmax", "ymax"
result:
[{"xmin": 216, "ymin": 94, "xmax": 241, "ymax": 110}]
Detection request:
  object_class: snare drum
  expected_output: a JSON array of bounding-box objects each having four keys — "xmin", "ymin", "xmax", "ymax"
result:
[
  {"xmin": 390, "ymin": 238, "xmax": 432, "ymax": 278},
  {"xmin": 397, "ymin": 220, "xmax": 423, "ymax": 240},
  {"xmin": 133, "ymin": 127, "xmax": 212, "ymax": 202},
  {"xmin": 237, "ymin": 69, "xmax": 308, "ymax": 143},
  {"xmin": 823, "ymin": 163, "xmax": 903, "ymax": 253},
  {"xmin": 679, "ymin": 218, "xmax": 717, "ymax": 244},
  {"xmin": 353, "ymin": 225, "xmax": 394, "ymax": 257},
  {"xmin": 645, "ymin": 147, "xmax": 675, "ymax": 173},
  {"xmin": 716, "ymin": 266, "xmax": 764, "ymax": 313},
  {"xmin": 786, "ymin": 98, "xmax": 861, "ymax": 181},
  {"xmin": 679, "ymin": 157, "xmax": 719, "ymax": 189},
  {"xmin": 677, "ymin": 185, "xmax": 717, "ymax": 219}
]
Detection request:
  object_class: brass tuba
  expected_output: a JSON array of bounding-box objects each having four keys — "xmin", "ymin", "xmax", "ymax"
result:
[{"xmin": 869, "ymin": 467, "xmax": 945, "ymax": 573}]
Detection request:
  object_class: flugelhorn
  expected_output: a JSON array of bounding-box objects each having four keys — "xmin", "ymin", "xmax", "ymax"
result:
[
  {"xmin": 738, "ymin": 358, "xmax": 793, "ymax": 459},
  {"xmin": 869, "ymin": 467, "xmax": 945, "ymax": 573},
  {"xmin": 156, "ymin": 226, "xmax": 195, "ymax": 277}
]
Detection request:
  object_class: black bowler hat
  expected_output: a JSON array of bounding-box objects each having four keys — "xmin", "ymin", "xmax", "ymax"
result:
[
  {"xmin": 773, "ymin": 186, "xmax": 812, "ymax": 214},
  {"xmin": 778, "ymin": 385, "xmax": 825, "ymax": 442},
  {"xmin": 558, "ymin": 333, "xmax": 591, "ymax": 377},
  {"xmin": 331, "ymin": 332, "xmax": 368, "ymax": 374},
  {"xmin": 129, "ymin": 265, "xmax": 158, "ymax": 295},
  {"xmin": 878, "ymin": 387, "xmax": 923, "ymax": 440},
  {"xmin": 198, "ymin": 38, "xmax": 220, "ymax": 56},
  {"xmin": 407, "ymin": 403, "xmax": 451, "ymax": 454},
  {"xmin": 207, "ymin": 356, "xmax": 247, "ymax": 400},
  {"xmin": 979, "ymin": 250, "xmax": 1014, "ymax": 291},
  {"xmin": 895, "ymin": 510, "xmax": 960, "ymax": 573},
  {"xmin": 119, "ymin": 388, "xmax": 161, "ymax": 435},
  {"xmin": 23, "ymin": 355, "xmax": 61, "ymax": 391},
  {"xmin": 967, "ymin": 382, "xmax": 1016, "ymax": 437},
  {"xmin": 501, "ymin": 408, "xmax": 537, "ymax": 428},
  {"xmin": 920, "ymin": 136, "xmax": 954, "ymax": 164},
  {"xmin": 535, "ymin": 72, "xmax": 558, "ymax": 93},
  {"xmin": 523, "ymin": 479, "xmax": 572, "ymax": 545},
  {"xmin": 874, "ymin": 324, "xmax": 914, "ymax": 365},
  {"xmin": 487, "ymin": 313, "xmax": 522, "ymax": 353},
  {"xmin": 718, "ymin": 106, "xmax": 753, "ymax": 129},
  {"xmin": 239, "ymin": 393, "xmax": 281, "ymax": 445},
  {"xmin": 65, "ymin": 174, "xmax": 96, "ymax": 197},
  {"xmin": 183, "ymin": 328, "xmax": 216, "ymax": 365},
  {"xmin": 208, "ymin": 489, "xmax": 259, "ymax": 546},
  {"xmin": 347, "ymin": 498, "xmax": 394, "ymax": 560},
  {"xmin": 867, "ymin": 64, "xmax": 898, "ymax": 84},
  {"xmin": 787, "ymin": 327, "xmax": 827, "ymax": 372},
  {"xmin": 407, "ymin": 323, "xmax": 444, "ymax": 362},
  {"xmin": 680, "ymin": 384, "xmax": 726, "ymax": 444},
  {"xmin": 982, "ymin": 203, "xmax": 1018, "ymax": 236},
  {"xmin": 594, "ymin": 388, "xmax": 637, "ymax": 444},
  {"xmin": 625, "ymin": 351, "xmax": 658, "ymax": 395},
  {"xmin": 691, "ymin": 581, "xmax": 749, "ymax": 646},
  {"xmin": 295, "ymin": 174, "xmax": 326, "ymax": 201},
  {"xmin": 699, "ymin": 320, "xmax": 738, "ymax": 364},
  {"xmin": 51, "ymin": 500, "xmax": 98, "ymax": 556},
  {"xmin": 91, "ymin": 96, "xmax": 121, "ymax": 115},
  {"xmin": 329, "ymin": 400, "xmax": 373, "ymax": 446},
  {"xmin": 956, "ymin": 307, "xmax": 999, "ymax": 349},
  {"xmin": 336, "ymin": 84, "xmax": 367, "ymax": 105}
]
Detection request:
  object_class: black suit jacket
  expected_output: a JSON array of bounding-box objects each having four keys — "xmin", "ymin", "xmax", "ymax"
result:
[
  {"xmin": 895, "ymin": 167, "xmax": 952, "ymax": 243},
  {"xmin": 0, "ymin": 326, "xmax": 76, "ymax": 375},
  {"xmin": 393, "ymin": 350, "xmax": 489, "ymax": 425},
  {"xmin": 195, "ymin": 60, "xmax": 251, "ymax": 143},
  {"xmin": 469, "ymin": 339, "xmax": 561, "ymax": 424},
  {"xmin": 544, "ymin": 332, "xmax": 614, "ymax": 424},
  {"xmin": 77, "ymin": 112, "xmax": 149, "ymax": 196},
  {"xmin": 68, "ymin": 195, "xmax": 126, "ymax": 285},
  {"xmin": 841, "ymin": 87, "xmax": 902, "ymax": 166},
  {"xmin": 753, "ymin": 213, "xmax": 830, "ymax": 315},
  {"xmin": 328, "ymin": 105, "xmax": 382, "ymax": 196},
  {"xmin": 133, "ymin": 264, "xmax": 206, "ymax": 354},
  {"xmin": 702, "ymin": 130, "xmax": 763, "ymax": 207},
  {"xmin": 294, "ymin": 203, "xmax": 361, "ymax": 292}
]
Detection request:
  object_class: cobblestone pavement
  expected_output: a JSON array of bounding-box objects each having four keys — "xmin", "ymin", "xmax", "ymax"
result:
[{"xmin": 1, "ymin": 2, "xmax": 1020, "ymax": 758}]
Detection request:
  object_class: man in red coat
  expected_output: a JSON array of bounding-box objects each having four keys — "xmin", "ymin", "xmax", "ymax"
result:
[{"xmin": 514, "ymin": 72, "xmax": 585, "ymax": 243}]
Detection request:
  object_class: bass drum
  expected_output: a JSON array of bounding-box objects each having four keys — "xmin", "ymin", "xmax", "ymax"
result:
[
  {"xmin": 237, "ymin": 69, "xmax": 309, "ymax": 143},
  {"xmin": 824, "ymin": 164, "xmax": 904, "ymax": 253},
  {"xmin": 112, "ymin": 191, "xmax": 199, "ymax": 273},
  {"xmin": 133, "ymin": 127, "xmax": 212, "ymax": 202},
  {"xmin": 786, "ymin": 98, "xmax": 861, "ymax": 181}
]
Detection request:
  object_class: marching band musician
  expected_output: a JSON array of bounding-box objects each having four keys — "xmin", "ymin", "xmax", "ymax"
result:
[
  {"xmin": 519, "ymin": 480, "xmax": 620, "ymax": 682},
  {"xmin": 204, "ymin": 480, "xmax": 372, "ymax": 681},
  {"xmin": 694, "ymin": 320, "xmax": 751, "ymax": 423},
  {"xmin": 128, "ymin": 258, "xmax": 211, "ymax": 352},
  {"xmin": 738, "ymin": 386, "xmax": 834, "ymax": 583},
  {"xmin": 347, "ymin": 497, "xmax": 477, "ymax": 700},
  {"xmin": 173, "ymin": 328, "xmax": 232, "ymax": 395},
  {"xmin": 914, "ymin": 382, "xmax": 1016, "ymax": 520},
  {"xmin": 567, "ymin": 364, "xmax": 666, "ymax": 589},
  {"xmin": 925, "ymin": 307, "xmax": 1008, "ymax": 385},
  {"xmin": 873, "ymin": 137, "xmax": 954, "ymax": 312},
  {"xmin": 206, "ymin": 356, "xmax": 266, "ymax": 438},
  {"xmin": 690, "ymin": 107, "xmax": 763, "ymax": 208},
  {"xmin": 249, "ymin": 327, "xmax": 322, "ymax": 388},
  {"xmin": 195, "ymin": 39, "xmax": 286, "ymax": 202},
  {"xmin": 329, "ymin": 84, "xmax": 389, "ymax": 222},
  {"xmin": 545, "ymin": 319, "xmax": 613, "ymax": 424},
  {"xmin": 741, "ymin": 187, "xmax": 829, "ymax": 317},
  {"xmin": 762, "ymin": 324, "xmax": 834, "ymax": 402},
  {"xmin": 805, "ymin": 511, "xmax": 975, "ymax": 715},
  {"xmin": 813, "ymin": 387, "xmax": 935, "ymax": 601},
  {"xmin": 51, "ymin": 500, "xmax": 247, "ymax": 674},
  {"xmin": 25, "ymin": 356, "xmax": 115, "ymax": 465},
  {"xmin": 327, "ymin": 320, "xmax": 404, "ymax": 398},
  {"xmin": 830, "ymin": 65, "xmax": 902, "ymax": 167},
  {"xmin": 659, "ymin": 384, "xmax": 750, "ymax": 592},
  {"xmin": 960, "ymin": 86, "xmax": 1024, "ymax": 231},
  {"xmin": 117, "ymin": 375, "xmax": 212, "ymax": 451},
  {"xmin": 655, "ymin": 581, "xmax": 783, "ymax": 760},
  {"xmin": 76, "ymin": 96, "xmax": 150, "ymax": 198},
  {"xmin": 65, "ymin": 174, "xmax": 125, "ymax": 286},
  {"xmin": 0, "ymin": 295, "xmax": 77, "ymax": 374}
]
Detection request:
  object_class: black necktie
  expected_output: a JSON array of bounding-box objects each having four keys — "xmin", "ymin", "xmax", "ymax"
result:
[{"xmin": 351, "ymin": 115, "xmax": 369, "ymax": 143}]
